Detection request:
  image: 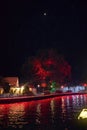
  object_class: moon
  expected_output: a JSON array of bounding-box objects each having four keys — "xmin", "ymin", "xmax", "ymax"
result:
[{"xmin": 44, "ymin": 12, "xmax": 46, "ymax": 16}]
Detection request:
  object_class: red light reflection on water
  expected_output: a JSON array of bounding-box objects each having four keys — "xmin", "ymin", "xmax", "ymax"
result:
[{"xmin": 0, "ymin": 94, "xmax": 87, "ymax": 129}]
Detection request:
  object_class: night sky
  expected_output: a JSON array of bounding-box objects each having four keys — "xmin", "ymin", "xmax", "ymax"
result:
[{"xmin": 0, "ymin": 0, "xmax": 87, "ymax": 81}]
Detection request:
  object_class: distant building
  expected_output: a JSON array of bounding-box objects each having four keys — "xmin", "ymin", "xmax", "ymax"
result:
[
  {"xmin": 60, "ymin": 85, "xmax": 85, "ymax": 92},
  {"xmin": 4, "ymin": 77, "xmax": 19, "ymax": 87}
]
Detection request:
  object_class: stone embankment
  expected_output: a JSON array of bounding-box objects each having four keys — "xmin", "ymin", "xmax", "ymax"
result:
[{"xmin": 0, "ymin": 92, "xmax": 87, "ymax": 104}]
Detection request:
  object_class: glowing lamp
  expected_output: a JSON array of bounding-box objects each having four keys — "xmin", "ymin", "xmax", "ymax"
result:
[
  {"xmin": 41, "ymin": 82, "xmax": 47, "ymax": 88},
  {"xmin": 37, "ymin": 85, "xmax": 40, "ymax": 88},
  {"xmin": 78, "ymin": 109, "xmax": 87, "ymax": 119},
  {"xmin": 50, "ymin": 85, "xmax": 53, "ymax": 88},
  {"xmin": 84, "ymin": 83, "xmax": 87, "ymax": 87},
  {"xmin": 29, "ymin": 88, "xmax": 32, "ymax": 92},
  {"xmin": 61, "ymin": 86, "xmax": 64, "ymax": 89},
  {"xmin": 21, "ymin": 86, "xmax": 24, "ymax": 89},
  {"xmin": 21, "ymin": 86, "xmax": 24, "ymax": 94}
]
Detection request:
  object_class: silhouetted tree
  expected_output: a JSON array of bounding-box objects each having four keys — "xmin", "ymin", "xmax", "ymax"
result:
[
  {"xmin": 3, "ymin": 82, "xmax": 10, "ymax": 93},
  {"xmin": 0, "ymin": 77, "xmax": 10, "ymax": 93}
]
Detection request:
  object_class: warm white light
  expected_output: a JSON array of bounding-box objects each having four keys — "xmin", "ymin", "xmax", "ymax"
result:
[
  {"xmin": 29, "ymin": 88, "xmax": 32, "ymax": 92},
  {"xmin": 37, "ymin": 85, "xmax": 40, "ymax": 88},
  {"xmin": 21, "ymin": 86, "xmax": 24, "ymax": 94},
  {"xmin": 78, "ymin": 109, "xmax": 87, "ymax": 119},
  {"xmin": 10, "ymin": 86, "xmax": 25, "ymax": 94},
  {"xmin": 0, "ymin": 88, "xmax": 4, "ymax": 94},
  {"xmin": 51, "ymin": 85, "xmax": 53, "ymax": 88},
  {"xmin": 61, "ymin": 85, "xmax": 64, "ymax": 89}
]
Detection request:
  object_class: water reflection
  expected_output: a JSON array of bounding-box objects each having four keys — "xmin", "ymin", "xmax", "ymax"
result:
[
  {"xmin": 50, "ymin": 99, "xmax": 55, "ymax": 123},
  {"xmin": 0, "ymin": 94, "xmax": 87, "ymax": 129},
  {"xmin": 61, "ymin": 97, "xmax": 66, "ymax": 121},
  {"xmin": 8, "ymin": 103, "xmax": 26, "ymax": 128},
  {"xmin": 36, "ymin": 103, "xmax": 41, "ymax": 124}
]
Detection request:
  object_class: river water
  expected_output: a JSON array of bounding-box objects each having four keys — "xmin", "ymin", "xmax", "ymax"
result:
[{"xmin": 0, "ymin": 94, "xmax": 87, "ymax": 130}]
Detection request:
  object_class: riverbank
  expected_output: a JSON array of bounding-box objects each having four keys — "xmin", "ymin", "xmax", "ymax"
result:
[{"xmin": 0, "ymin": 92, "xmax": 87, "ymax": 104}]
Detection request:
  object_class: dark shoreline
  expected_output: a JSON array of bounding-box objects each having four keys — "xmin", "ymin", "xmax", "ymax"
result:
[{"xmin": 0, "ymin": 92, "xmax": 87, "ymax": 104}]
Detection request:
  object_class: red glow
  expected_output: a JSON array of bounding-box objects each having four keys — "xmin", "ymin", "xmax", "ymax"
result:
[
  {"xmin": 41, "ymin": 82, "xmax": 47, "ymax": 88},
  {"xmin": 33, "ymin": 53, "xmax": 71, "ymax": 82},
  {"xmin": 22, "ymin": 49, "xmax": 71, "ymax": 83},
  {"xmin": 61, "ymin": 85, "xmax": 64, "ymax": 89},
  {"xmin": 83, "ymin": 83, "xmax": 87, "ymax": 87}
]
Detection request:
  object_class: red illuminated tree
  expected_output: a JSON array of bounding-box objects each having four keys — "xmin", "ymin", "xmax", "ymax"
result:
[{"xmin": 22, "ymin": 49, "xmax": 71, "ymax": 84}]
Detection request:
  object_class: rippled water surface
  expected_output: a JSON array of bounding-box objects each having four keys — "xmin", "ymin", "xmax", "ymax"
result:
[{"xmin": 0, "ymin": 94, "xmax": 87, "ymax": 130}]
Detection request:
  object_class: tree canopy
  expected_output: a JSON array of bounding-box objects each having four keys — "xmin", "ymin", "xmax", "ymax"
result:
[{"xmin": 21, "ymin": 49, "xmax": 71, "ymax": 84}]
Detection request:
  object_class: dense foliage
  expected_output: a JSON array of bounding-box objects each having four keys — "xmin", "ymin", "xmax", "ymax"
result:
[{"xmin": 22, "ymin": 49, "xmax": 71, "ymax": 84}]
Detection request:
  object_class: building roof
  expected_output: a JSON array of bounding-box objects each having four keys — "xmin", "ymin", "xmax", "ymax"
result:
[{"xmin": 4, "ymin": 77, "xmax": 19, "ymax": 87}]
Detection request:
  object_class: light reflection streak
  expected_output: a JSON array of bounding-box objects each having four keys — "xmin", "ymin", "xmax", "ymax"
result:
[
  {"xmin": 50, "ymin": 99, "xmax": 55, "ymax": 122},
  {"xmin": 0, "ymin": 104, "xmax": 9, "ymax": 127},
  {"xmin": 8, "ymin": 103, "xmax": 27, "ymax": 128},
  {"xmin": 61, "ymin": 97, "xmax": 66, "ymax": 121},
  {"xmin": 36, "ymin": 103, "xmax": 41, "ymax": 124},
  {"xmin": 61, "ymin": 97, "xmax": 66, "ymax": 114},
  {"xmin": 0, "ymin": 94, "xmax": 87, "ymax": 129},
  {"xmin": 66, "ymin": 96, "xmax": 70, "ymax": 106}
]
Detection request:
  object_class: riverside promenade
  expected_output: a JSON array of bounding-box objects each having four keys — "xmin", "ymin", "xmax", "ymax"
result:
[{"xmin": 0, "ymin": 92, "xmax": 87, "ymax": 104}]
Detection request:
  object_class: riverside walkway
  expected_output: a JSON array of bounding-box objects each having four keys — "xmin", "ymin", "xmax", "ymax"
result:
[{"xmin": 0, "ymin": 92, "xmax": 87, "ymax": 104}]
